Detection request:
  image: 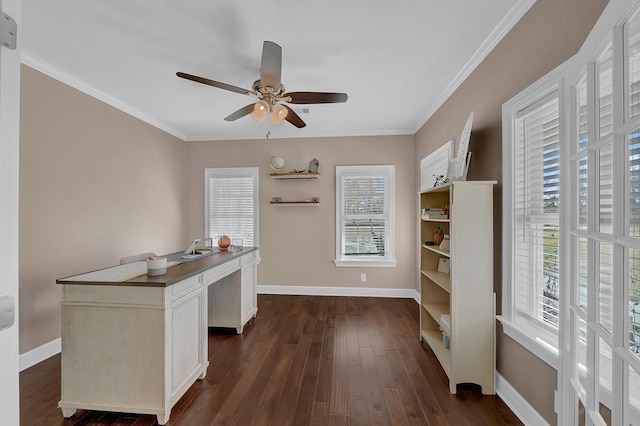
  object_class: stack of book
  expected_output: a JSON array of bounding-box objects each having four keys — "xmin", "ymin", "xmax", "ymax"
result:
[{"xmin": 421, "ymin": 208, "xmax": 448, "ymax": 220}]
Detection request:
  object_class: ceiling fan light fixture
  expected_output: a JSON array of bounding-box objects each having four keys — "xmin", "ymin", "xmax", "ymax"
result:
[
  {"xmin": 177, "ymin": 41, "xmax": 347, "ymax": 129},
  {"xmin": 251, "ymin": 100, "xmax": 269, "ymax": 123},
  {"xmin": 269, "ymin": 103, "xmax": 288, "ymax": 125}
]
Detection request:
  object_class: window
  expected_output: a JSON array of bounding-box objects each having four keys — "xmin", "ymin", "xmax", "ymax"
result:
[
  {"xmin": 204, "ymin": 168, "xmax": 258, "ymax": 247},
  {"xmin": 420, "ymin": 140, "xmax": 453, "ymax": 190},
  {"xmin": 334, "ymin": 165, "xmax": 396, "ymax": 267},
  {"xmin": 567, "ymin": 19, "xmax": 640, "ymax": 422},
  {"xmin": 504, "ymin": 2, "xmax": 640, "ymax": 423},
  {"xmin": 502, "ymin": 84, "xmax": 562, "ymax": 364}
]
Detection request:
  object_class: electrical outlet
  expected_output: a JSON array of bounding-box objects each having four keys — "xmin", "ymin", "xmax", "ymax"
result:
[{"xmin": 360, "ymin": 273, "xmax": 367, "ymax": 282}]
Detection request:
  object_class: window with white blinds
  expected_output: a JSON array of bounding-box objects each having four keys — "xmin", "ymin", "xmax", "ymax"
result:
[
  {"xmin": 335, "ymin": 165, "xmax": 396, "ymax": 267},
  {"xmin": 204, "ymin": 168, "xmax": 258, "ymax": 247},
  {"xmin": 507, "ymin": 88, "xmax": 561, "ymax": 352},
  {"xmin": 501, "ymin": 3, "xmax": 640, "ymax": 422}
]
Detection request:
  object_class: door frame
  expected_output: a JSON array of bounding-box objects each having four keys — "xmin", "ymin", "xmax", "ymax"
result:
[{"xmin": 0, "ymin": 0, "xmax": 22, "ymax": 423}]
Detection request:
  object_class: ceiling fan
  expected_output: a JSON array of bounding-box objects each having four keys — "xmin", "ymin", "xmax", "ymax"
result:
[{"xmin": 177, "ymin": 41, "xmax": 348, "ymax": 128}]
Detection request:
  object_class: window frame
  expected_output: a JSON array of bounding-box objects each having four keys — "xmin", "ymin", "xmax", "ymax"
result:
[
  {"xmin": 334, "ymin": 165, "xmax": 397, "ymax": 268},
  {"xmin": 501, "ymin": 74, "xmax": 566, "ymax": 369},
  {"xmin": 204, "ymin": 167, "xmax": 259, "ymax": 247}
]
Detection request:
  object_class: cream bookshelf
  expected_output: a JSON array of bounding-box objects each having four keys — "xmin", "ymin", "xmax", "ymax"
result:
[{"xmin": 419, "ymin": 180, "xmax": 496, "ymax": 394}]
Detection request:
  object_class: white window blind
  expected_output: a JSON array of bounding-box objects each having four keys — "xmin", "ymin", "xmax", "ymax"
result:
[
  {"xmin": 343, "ymin": 176, "xmax": 386, "ymax": 256},
  {"xmin": 513, "ymin": 92, "xmax": 560, "ymax": 336},
  {"xmin": 205, "ymin": 168, "xmax": 258, "ymax": 247},
  {"xmin": 598, "ymin": 51, "xmax": 614, "ymax": 139},
  {"xmin": 335, "ymin": 165, "xmax": 396, "ymax": 267}
]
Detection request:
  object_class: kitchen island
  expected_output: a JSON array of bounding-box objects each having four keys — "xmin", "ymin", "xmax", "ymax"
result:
[{"xmin": 56, "ymin": 247, "xmax": 260, "ymax": 425}]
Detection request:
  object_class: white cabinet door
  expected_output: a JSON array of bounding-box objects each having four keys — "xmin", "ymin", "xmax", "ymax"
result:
[
  {"xmin": 171, "ymin": 288, "xmax": 206, "ymax": 397},
  {"xmin": 240, "ymin": 258, "xmax": 258, "ymax": 328}
]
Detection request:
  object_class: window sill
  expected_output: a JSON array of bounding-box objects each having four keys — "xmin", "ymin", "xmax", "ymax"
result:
[
  {"xmin": 334, "ymin": 259, "xmax": 398, "ymax": 268},
  {"xmin": 497, "ymin": 315, "xmax": 559, "ymax": 370}
]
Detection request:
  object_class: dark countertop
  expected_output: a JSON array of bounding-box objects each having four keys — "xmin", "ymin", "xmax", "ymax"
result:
[{"xmin": 56, "ymin": 247, "xmax": 258, "ymax": 287}]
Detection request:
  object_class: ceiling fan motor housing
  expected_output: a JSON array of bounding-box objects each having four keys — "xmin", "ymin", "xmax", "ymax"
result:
[{"xmin": 253, "ymin": 79, "xmax": 287, "ymax": 104}]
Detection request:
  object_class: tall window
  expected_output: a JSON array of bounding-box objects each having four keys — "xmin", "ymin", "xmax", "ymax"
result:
[
  {"xmin": 503, "ymin": 86, "xmax": 561, "ymax": 359},
  {"xmin": 504, "ymin": 2, "xmax": 640, "ymax": 423},
  {"xmin": 565, "ymin": 9, "xmax": 640, "ymax": 422},
  {"xmin": 205, "ymin": 168, "xmax": 258, "ymax": 247},
  {"xmin": 335, "ymin": 165, "xmax": 396, "ymax": 267}
]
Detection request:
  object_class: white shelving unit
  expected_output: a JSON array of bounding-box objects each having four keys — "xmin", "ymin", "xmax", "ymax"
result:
[{"xmin": 419, "ymin": 180, "xmax": 496, "ymax": 394}]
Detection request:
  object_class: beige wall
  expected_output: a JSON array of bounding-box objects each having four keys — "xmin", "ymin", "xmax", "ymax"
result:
[
  {"xmin": 185, "ymin": 136, "xmax": 416, "ymax": 290},
  {"xmin": 19, "ymin": 65, "xmax": 187, "ymax": 353},
  {"xmin": 414, "ymin": 0, "xmax": 608, "ymax": 424}
]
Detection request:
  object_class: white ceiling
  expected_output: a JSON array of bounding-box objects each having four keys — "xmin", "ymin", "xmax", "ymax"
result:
[{"xmin": 21, "ymin": 1, "xmax": 535, "ymax": 141}]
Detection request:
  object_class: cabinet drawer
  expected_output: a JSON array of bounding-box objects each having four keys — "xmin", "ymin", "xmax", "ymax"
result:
[
  {"xmin": 171, "ymin": 274, "xmax": 202, "ymax": 299},
  {"xmin": 204, "ymin": 259, "xmax": 240, "ymax": 284},
  {"xmin": 63, "ymin": 285, "xmax": 163, "ymax": 306}
]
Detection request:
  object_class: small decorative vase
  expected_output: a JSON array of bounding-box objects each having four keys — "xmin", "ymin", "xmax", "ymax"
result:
[
  {"xmin": 433, "ymin": 233, "xmax": 444, "ymax": 245},
  {"xmin": 218, "ymin": 235, "xmax": 231, "ymax": 251}
]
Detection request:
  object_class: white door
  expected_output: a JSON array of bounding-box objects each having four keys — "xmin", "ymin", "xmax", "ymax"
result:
[{"xmin": 0, "ymin": 0, "xmax": 21, "ymax": 424}]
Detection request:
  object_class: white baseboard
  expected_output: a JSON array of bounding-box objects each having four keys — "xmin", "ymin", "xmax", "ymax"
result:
[
  {"xmin": 496, "ymin": 371, "xmax": 550, "ymax": 426},
  {"xmin": 19, "ymin": 288, "xmax": 420, "ymax": 371},
  {"xmin": 258, "ymin": 285, "xmax": 420, "ymax": 303},
  {"xmin": 20, "ymin": 338, "xmax": 60, "ymax": 371}
]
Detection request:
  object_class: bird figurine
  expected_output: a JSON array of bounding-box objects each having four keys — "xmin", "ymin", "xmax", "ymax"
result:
[{"xmin": 308, "ymin": 158, "xmax": 319, "ymax": 173}]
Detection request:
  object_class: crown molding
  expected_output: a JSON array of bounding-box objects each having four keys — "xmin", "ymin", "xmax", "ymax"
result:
[
  {"xmin": 413, "ymin": 0, "xmax": 538, "ymax": 133},
  {"xmin": 21, "ymin": 51, "xmax": 188, "ymax": 141},
  {"xmin": 183, "ymin": 127, "xmax": 413, "ymax": 142},
  {"xmin": 20, "ymin": 52, "xmax": 414, "ymax": 142}
]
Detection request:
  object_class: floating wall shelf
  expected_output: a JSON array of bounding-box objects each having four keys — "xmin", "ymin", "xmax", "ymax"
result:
[
  {"xmin": 270, "ymin": 200, "xmax": 320, "ymax": 206},
  {"xmin": 270, "ymin": 171, "xmax": 320, "ymax": 206},
  {"xmin": 270, "ymin": 172, "xmax": 319, "ymax": 180}
]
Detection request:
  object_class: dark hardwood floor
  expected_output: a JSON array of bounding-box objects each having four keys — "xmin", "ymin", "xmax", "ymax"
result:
[{"xmin": 20, "ymin": 294, "xmax": 523, "ymax": 425}]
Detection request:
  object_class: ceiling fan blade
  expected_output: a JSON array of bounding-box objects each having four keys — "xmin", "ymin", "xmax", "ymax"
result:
[
  {"xmin": 224, "ymin": 104, "xmax": 255, "ymax": 121},
  {"xmin": 260, "ymin": 41, "xmax": 282, "ymax": 90},
  {"xmin": 176, "ymin": 72, "xmax": 251, "ymax": 96},
  {"xmin": 282, "ymin": 105, "xmax": 306, "ymax": 128},
  {"xmin": 283, "ymin": 92, "xmax": 348, "ymax": 104}
]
